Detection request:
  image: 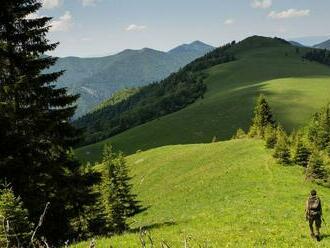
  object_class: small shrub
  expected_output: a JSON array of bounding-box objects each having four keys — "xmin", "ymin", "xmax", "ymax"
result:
[
  {"xmin": 232, "ymin": 129, "xmax": 246, "ymax": 139},
  {"xmin": 0, "ymin": 186, "xmax": 33, "ymax": 247},
  {"xmin": 306, "ymin": 151, "xmax": 327, "ymax": 181},
  {"xmin": 264, "ymin": 125, "xmax": 277, "ymax": 149},
  {"xmin": 273, "ymin": 126, "xmax": 291, "ymax": 165}
]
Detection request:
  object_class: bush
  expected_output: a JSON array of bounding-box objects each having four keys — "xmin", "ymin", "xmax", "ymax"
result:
[{"xmin": 232, "ymin": 129, "xmax": 246, "ymax": 139}]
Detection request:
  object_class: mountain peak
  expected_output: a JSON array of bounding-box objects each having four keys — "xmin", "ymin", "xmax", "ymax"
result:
[
  {"xmin": 118, "ymin": 47, "xmax": 165, "ymax": 56},
  {"xmin": 168, "ymin": 41, "xmax": 214, "ymax": 54},
  {"xmin": 190, "ymin": 40, "xmax": 209, "ymax": 46},
  {"xmin": 235, "ymin": 36, "xmax": 291, "ymax": 51}
]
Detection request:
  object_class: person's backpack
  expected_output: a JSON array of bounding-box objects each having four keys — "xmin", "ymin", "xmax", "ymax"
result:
[{"xmin": 308, "ymin": 196, "xmax": 321, "ymax": 216}]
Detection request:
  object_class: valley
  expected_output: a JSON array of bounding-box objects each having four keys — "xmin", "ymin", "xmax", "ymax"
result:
[{"xmin": 76, "ymin": 37, "xmax": 330, "ymax": 164}]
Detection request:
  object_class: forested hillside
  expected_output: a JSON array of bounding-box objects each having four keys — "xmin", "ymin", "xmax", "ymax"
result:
[
  {"xmin": 48, "ymin": 41, "xmax": 214, "ymax": 117},
  {"xmin": 74, "ymin": 42, "xmax": 236, "ymax": 146},
  {"xmin": 3, "ymin": 0, "xmax": 330, "ymax": 246},
  {"xmin": 75, "ymin": 36, "xmax": 330, "ymax": 163}
]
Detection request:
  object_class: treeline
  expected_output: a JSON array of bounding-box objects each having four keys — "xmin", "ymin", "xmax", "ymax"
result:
[
  {"xmin": 234, "ymin": 95, "xmax": 330, "ymax": 184},
  {"xmin": 74, "ymin": 42, "xmax": 236, "ymax": 146},
  {"xmin": 303, "ymin": 49, "xmax": 330, "ymax": 66}
]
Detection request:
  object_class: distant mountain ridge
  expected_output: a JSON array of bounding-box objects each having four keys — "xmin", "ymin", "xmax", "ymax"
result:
[
  {"xmin": 48, "ymin": 41, "xmax": 214, "ymax": 118},
  {"xmin": 290, "ymin": 35, "xmax": 330, "ymax": 47},
  {"xmin": 289, "ymin": 41, "xmax": 305, "ymax": 47},
  {"xmin": 314, "ymin": 39, "xmax": 330, "ymax": 50}
]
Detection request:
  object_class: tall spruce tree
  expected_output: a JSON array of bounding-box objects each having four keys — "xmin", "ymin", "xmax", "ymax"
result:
[
  {"xmin": 249, "ymin": 94, "xmax": 275, "ymax": 138},
  {"xmin": 0, "ymin": 0, "xmax": 98, "ymax": 242},
  {"xmin": 98, "ymin": 144, "xmax": 143, "ymax": 234}
]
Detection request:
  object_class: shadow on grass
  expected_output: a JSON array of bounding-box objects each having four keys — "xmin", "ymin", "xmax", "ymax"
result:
[
  {"xmin": 320, "ymin": 233, "xmax": 330, "ymax": 241},
  {"xmin": 130, "ymin": 220, "xmax": 177, "ymax": 233}
]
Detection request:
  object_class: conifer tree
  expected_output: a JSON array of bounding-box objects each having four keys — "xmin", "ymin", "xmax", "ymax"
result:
[
  {"xmin": 273, "ymin": 126, "xmax": 291, "ymax": 164},
  {"xmin": 232, "ymin": 128, "xmax": 246, "ymax": 139},
  {"xmin": 249, "ymin": 94, "xmax": 275, "ymax": 138},
  {"xmin": 264, "ymin": 124, "xmax": 277, "ymax": 148},
  {"xmin": 0, "ymin": 0, "xmax": 98, "ymax": 242},
  {"xmin": 292, "ymin": 136, "xmax": 311, "ymax": 167},
  {"xmin": 308, "ymin": 104, "xmax": 330, "ymax": 150},
  {"xmin": 0, "ymin": 185, "xmax": 33, "ymax": 247},
  {"xmin": 306, "ymin": 151, "xmax": 327, "ymax": 180},
  {"xmin": 98, "ymin": 144, "xmax": 143, "ymax": 234}
]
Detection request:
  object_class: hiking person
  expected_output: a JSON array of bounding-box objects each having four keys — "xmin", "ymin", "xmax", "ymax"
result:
[{"xmin": 305, "ymin": 189, "xmax": 323, "ymax": 241}]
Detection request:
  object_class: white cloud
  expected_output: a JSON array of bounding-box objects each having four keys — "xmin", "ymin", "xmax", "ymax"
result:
[
  {"xmin": 81, "ymin": 0, "xmax": 99, "ymax": 6},
  {"xmin": 224, "ymin": 19, "xmax": 235, "ymax": 25},
  {"xmin": 42, "ymin": 0, "xmax": 62, "ymax": 9},
  {"xmin": 268, "ymin": 9, "xmax": 310, "ymax": 19},
  {"xmin": 251, "ymin": 0, "xmax": 272, "ymax": 9},
  {"xmin": 125, "ymin": 24, "xmax": 147, "ymax": 32},
  {"xmin": 50, "ymin": 11, "xmax": 73, "ymax": 32}
]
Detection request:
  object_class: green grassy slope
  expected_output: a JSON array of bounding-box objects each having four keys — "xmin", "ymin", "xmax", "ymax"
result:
[
  {"xmin": 72, "ymin": 139, "xmax": 330, "ymax": 247},
  {"xmin": 76, "ymin": 37, "xmax": 330, "ymax": 164}
]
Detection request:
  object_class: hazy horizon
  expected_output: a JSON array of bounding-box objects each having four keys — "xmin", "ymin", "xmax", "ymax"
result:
[{"xmin": 34, "ymin": 0, "xmax": 330, "ymax": 57}]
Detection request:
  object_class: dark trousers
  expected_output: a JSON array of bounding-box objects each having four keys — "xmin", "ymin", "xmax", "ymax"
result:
[{"xmin": 309, "ymin": 215, "xmax": 322, "ymax": 236}]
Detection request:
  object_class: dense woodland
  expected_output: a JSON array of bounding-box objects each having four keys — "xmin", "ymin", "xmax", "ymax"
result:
[
  {"xmin": 74, "ymin": 43, "xmax": 236, "ymax": 146},
  {"xmin": 303, "ymin": 49, "xmax": 330, "ymax": 66}
]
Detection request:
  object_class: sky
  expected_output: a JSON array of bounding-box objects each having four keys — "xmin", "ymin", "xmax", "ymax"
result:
[{"xmin": 34, "ymin": 0, "xmax": 330, "ymax": 57}]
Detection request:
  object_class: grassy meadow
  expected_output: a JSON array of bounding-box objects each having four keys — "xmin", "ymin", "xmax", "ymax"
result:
[
  {"xmin": 72, "ymin": 139, "xmax": 330, "ymax": 247},
  {"xmin": 76, "ymin": 43, "xmax": 330, "ymax": 164}
]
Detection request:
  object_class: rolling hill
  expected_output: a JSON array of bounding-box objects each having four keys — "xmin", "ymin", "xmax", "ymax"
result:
[
  {"xmin": 314, "ymin": 39, "xmax": 330, "ymax": 50},
  {"xmin": 48, "ymin": 41, "xmax": 214, "ymax": 118},
  {"xmin": 75, "ymin": 36, "xmax": 330, "ymax": 164},
  {"xmin": 72, "ymin": 139, "xmax": 330, "ymax": 247}
]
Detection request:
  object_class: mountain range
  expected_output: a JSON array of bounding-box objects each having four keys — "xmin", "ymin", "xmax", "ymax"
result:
[
  {"xmin": 314, "ymin": 39, "xmax": 330, "ymax": 49},
  {"xmin": 75, "ymin": 36, "xmax": 330, "ymax": 163},
  {"xmin": 290, "ymin": 35, "xmax": 330, "ymax": 47},
  {"xmin": 48, "ymin": 41, "xmax": 214, "ymax": 118}
]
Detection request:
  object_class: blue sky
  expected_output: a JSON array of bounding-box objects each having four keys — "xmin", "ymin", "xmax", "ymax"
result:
[{"xmin": 35, "ymin": 0, "xmax": 330, "ymax": 57}]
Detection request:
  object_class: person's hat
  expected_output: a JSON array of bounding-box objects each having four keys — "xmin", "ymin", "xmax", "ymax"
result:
[{"xmin": 311, "ymin": 189, "xmax": 317, "ymax": 196}]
